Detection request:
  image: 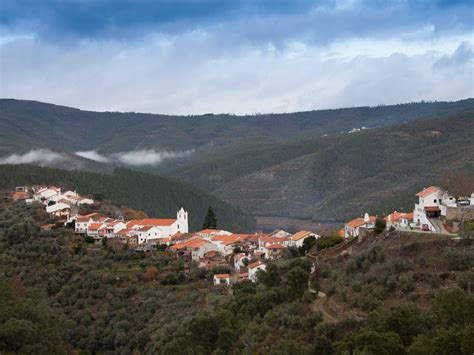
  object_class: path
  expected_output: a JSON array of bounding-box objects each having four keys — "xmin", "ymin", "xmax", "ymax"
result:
[{"xmin": 311, "ymin": 291, "xmax": 339, "ymax": 323}]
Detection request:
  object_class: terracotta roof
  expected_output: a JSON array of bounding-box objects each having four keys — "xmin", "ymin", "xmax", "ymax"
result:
[
  {"xmin": 214, "ymin": 274, "xmax": 230, "ymax": 279},
  {"xmin": 126, "ymin": 220, "xmax": 142, "ymax": 229},
  {"xmin": 170, "ymin": 237, "xmax": 209, "ymax": 250},
  {"xmin": 385, "ymin": 211, "xmax": 407, "ymax": 222},
  {"xmin": 140, "ymin": 218, "xmax": 176, "ymax": 227},
  {"xmin": 266, "ymin": 243, "xmax": 286, "ymax": 249},
  {"xmin": 12, "ymin": 191, "xmax": 28, "ymax": 199},
  {"xmin": 416, "ymin": 186, "xmax": 441, "ymax": 198},
  {"xmin": 212, "ymin": 234, "xmax": 249, "ymax": 245},
  {"xmin": 291, "ymin": 230, "xmax": 313, "ymax": 241},
  {"xmin": 337, "ymin": 229, "xmax": 345, "ymax": 237},
  {"xmin": 199, "ymin": 229, "xmax": 223, "ymax": 234},
  {"xmin": 345, "ymin": 216, "xmax": 376, "ymax": 228},
  {"xmin": 117, "ymin": 229, "xmax": 131, "ymax": 236},
  {"xmin": 254, "ymin": 251, "xmax": 265, "ymax": 255},
  {"xmin": 405, "ymin": 213, "xmax": 414, "ymax": 220},
  {"xmin": 424, "ymin": 206, "xmax": 440, "ymax": 212},
  {"xmin": 248, "ymin": 260, "xmax": 265, "ymax": 269},
  {"xmin": 88, "ymin": 223, "xmax": 102, "ymax": 230}
]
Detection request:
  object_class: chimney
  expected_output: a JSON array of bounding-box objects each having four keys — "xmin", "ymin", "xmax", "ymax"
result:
[{"xmin": 364, "ymin": 213, "xmax": 370, "ymax": 223}]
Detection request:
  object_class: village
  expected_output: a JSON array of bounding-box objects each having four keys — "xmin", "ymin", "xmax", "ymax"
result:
[{"xmin": 10, "ymin": 184, "xmax": 474, "ymax": 287}]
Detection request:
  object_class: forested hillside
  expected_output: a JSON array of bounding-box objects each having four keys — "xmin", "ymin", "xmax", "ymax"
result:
[
  {"xmin": 0, "ymin": 200, "xmax": 472, "ymax": 354},
  {"xmin": 1, "ymin": 98, "xmax": 473, "ymax": 157},
  {"xmin": 1, "ymin": 99, "xmax": 473, "ymax": 222},
  {"xmin": 0, "ymin": 165, "xmax": 255, "ymax": 232},
  {"xmin": 180, "ymin": 110, "xmax": 474, "ymax": 221}
]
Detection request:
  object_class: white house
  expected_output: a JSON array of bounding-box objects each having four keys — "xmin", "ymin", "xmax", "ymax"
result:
[
  {"xmin": 45, "ymin": 202, "xmax": 71, "ymax": 218},
  {"xmin": 344, "ymin": 213, "xmax": 376, "ymax": 238},
  {"xmin": 35, "ymin": 186, "xmax": 61, "ymax": 201},
  {"xmin": 234, "ymin": 253, "xmax": 248, "ymax": 271},
  {"xmin": 133, "ymin": 226, "xmax": 164, "ymax": 244},
  {"xmin": 290, "ymin": 231, "xmax": 320, "ymax": 248},
  {"xmin": 248, "ymin": 260, "xmax": 266, "ymax": 282},
  {"xmin": 413, "ymin": 186, "xmax": 443, "ymax": 231},
  {"xmin": 170, "ymin": 238, "xmax": 219, "ymax": 261},
  {"xmin": 197, "ymin": 229, "xmax": 232, "ymax": 240},
  {"xmin": 213, "ymin": 274, "xmax": 231, "ymax": 286}
]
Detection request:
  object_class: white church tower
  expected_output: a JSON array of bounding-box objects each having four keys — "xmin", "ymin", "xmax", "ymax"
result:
[{"xmin": 177, "ymin": 207, "xmax": 189, "ymax": 233}]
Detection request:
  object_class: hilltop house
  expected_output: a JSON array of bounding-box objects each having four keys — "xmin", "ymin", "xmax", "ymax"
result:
[
  {"xmin": 170, "ymin": 238, "xmax": 218, "ymax": 261},
  {"xmin": 344, "ymin": 213, "xmax": 376, "ymax": 238},
  {"xmin": 213, "ymin": 274, "xmax": 231, "ymax": 286}
]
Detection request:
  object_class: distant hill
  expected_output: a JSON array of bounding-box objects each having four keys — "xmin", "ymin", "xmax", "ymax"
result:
[
  {"xmin": 0, "ymin": 165, "xmax": 255, "ymax": 232},
  {"xmin": 175, "ymin": 110, "xmax": 474, "ymax": 221},
  {"xmin": 1, "ymin": 98, "xmax": 473, "ymax": 158},
  {"xmin": 1, "ymin": 98, "xmax": 473, "ymax": 222}
]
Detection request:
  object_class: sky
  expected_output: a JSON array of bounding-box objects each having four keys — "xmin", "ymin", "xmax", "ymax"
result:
[{"xmin": 0, "ymin": 0, "xmax": 473, "ymax": 115}]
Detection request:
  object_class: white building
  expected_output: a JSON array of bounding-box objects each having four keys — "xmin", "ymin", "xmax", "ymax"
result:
[
  {"xmin": 344, "ymin": 213, "xmax": 376, "ymax": 238},
  {"xmin": 413, "ymin": 186, "xmax": 443, "ymax": 231},
  {"xmin": 290, "ymin": 231, "xmax": 320, "ymax": 248},
  {"xmin": 45, "ymin": 202, "xmax": 71, "ymax": 218},
  {"xmin": 248, "ymin": 260, "xmax": 266, "ymax": 282},
  {"xmin": 213, "ymin": 274, "xmax": 231, "ymax": 286}
]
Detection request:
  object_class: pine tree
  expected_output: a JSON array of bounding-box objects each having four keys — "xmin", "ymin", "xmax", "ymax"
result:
[{"xmin": 202, "ymin": 206, "xmax": 217, "ymax": 229}]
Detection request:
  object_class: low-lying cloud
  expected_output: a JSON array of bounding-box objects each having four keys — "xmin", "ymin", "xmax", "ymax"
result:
[
  {"xmin": 75, "ymin": 150, "xmax": 112, "ymax": 163},
  {"xmin": 0, "ymin": 149, "xmax": 66, "ymax": 165},
  {"xmin": 74, "ymin": 149, "xmax": 194, "ymax": 166},
  {"xmin": 113, "ymin": 149, "xmax": 195, "ymax": 166}
]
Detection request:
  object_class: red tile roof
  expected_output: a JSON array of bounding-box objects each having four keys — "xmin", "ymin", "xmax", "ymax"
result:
[
  {"xmin": 140, "ymin": 218, "xmax": 176, "ymax": 226},
  {"xmin": 424, "ymin": 206, "xmax": 440, "ymax": 212},
  {"xmin": 212, "ymin": 234, "xmax": 249, "ymax": 245},
  {"xmin": 416, "ymin": 186, "xmax": 441, "ymax": 198},
  {"xmin": 88, "ymin": 223, "xmax": 102, "ymax": 230},
  {"xmin": 170, "ymin": 238, "xmax": 209, "ymax": 250},
  {"xmin": 345, "ymin": 216, "xmax": 376, "ymax": 228},
  {"xmin": 214, "ymin": 274, "xmax": 230, "ymax": 279}
]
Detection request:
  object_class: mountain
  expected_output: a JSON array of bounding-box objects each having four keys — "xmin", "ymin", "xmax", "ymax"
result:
[
  {"xmin": 1, "ymin": 98, "xmax": 473, "ymax": 222},
  {"xmin": 174, "ymin": 110, "xmax": 474, "ymax": 221},
  {"xmin": 1, "ymin": 98, "xmax": 473, "ymax": 157},
  {"xmin": 0, "ymin": 165, "xmax": 255, "ymax": 232}
]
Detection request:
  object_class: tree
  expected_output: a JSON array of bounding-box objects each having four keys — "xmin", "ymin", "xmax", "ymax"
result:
[
  {"xmin": 300, "ymin": 236, "xmax": 317, "ymax": 255},
  {"xmin": 374, "ymin": 217, "xmax": 387, "ymax": 234},
  {"xmin": 260, "ymin": 264, "xmax": 281, "ymax": 288},
  {"xmin": 202, "ymin": 206, "xmax": 217, "ymax": 229},
  {"xmin": 286, "ymin": 267, "xmax": 310, "ymax": 299}
]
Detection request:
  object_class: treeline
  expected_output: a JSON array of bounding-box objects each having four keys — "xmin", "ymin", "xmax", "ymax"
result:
[{"xmin": 0, "ymin": 164, "xmax": 255, "ymax": 232}]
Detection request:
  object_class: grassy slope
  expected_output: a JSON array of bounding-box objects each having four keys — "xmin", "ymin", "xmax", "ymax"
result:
[{"xmin": 0, "ymin": 165, "xmax": 255, "ymax": 232}]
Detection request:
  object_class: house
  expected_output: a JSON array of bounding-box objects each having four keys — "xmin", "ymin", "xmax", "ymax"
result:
[
  {"xmin": 344, "ymin": 213, "xmax": 376, "ymax": 238},
  {"xmin": 35, "ymin": 186, "xmax": 61, "ymax": 201},
  {"xmin": 211, "ymin": 234, "xmax": 250, "ymax": 255},
  {"xmin": 413, "ymin": 186, "xmax": 444, "ymax": 231},
  {"xmin": 234, "ymin": 253, "xmax": 248, "ymax": 271},
  {"xmin": 263, "ymin": 243, "xmax": 287, "ymax": 259},
  {"xmin": 87, "ymin": 223, "xmax": 103, "ymax": 238},
  {"xmin": 75, "ymin": 197, "xmax": 95, "ymax": 205},
  {"xmin": 213, "ymin": 274, "xmax": 231, "ymax": 286},
  {"xmin": 200, "ymin": 250, "xmax": 227, "ymax": 270},
  {"xmin": 170, "ymin": 238, "xmax": 219, "ymax": 261},
  {"xmin": 258, "ymin": 236, "xmax": 290, "ymax": 250},
  {"xmin": 132, "ymin": 226, "xmax": 164, "ymax": 244},
  {"xmin": 129, "ymin": 208, "xmax": 189, "ymax": 239},
  {"xmin": 290, "ymin": 230, "xmax": 320, "ymax": 248},
  {"xmin": 248, "ymin": 260, "xmax": 266, "ymax": 282},
  {"xmin": 12, "ymin": 191, "xmax": 28, "ymax": 201},
  {"xmin": 399, "ymin": 213, "xmax": 414, "ymax": 229},
  {"xmin": 46, "ymin": 202, "xmax": 71, "ymax": 218},
  {"xmin": 196, "ymin": 229, "xmax": 232, "ymax": 240},
  {"xmin": 268, "ymin": 229, "xmax": 292, "ymax": 238}
]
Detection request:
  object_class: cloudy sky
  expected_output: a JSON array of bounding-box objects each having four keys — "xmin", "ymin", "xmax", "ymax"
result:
[{"xmin": 0, "ymin": 0, "xmax": 473, "ymax": 114}]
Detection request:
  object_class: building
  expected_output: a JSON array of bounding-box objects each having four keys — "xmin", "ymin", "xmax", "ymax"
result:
[
  {"xmin": 170, "ymin": 238, "xmax": 218, "ymax": 261},
  {"xmin": 413, "ymin": 186, "xmax": 443, "ymax": 231},
  {"xmin": 213, "ymin": 274, "xmax": 231, "ymax": 286},
  {"xmin": 344, "ymin": 213, "xmax": 376, "ymax": 238},
  {"xmin": 263, "ymin": 243, "xmax": 287, "ymax": 259},
  {"xmin": 196, "ymin": 229, "xmax": 232, "ymax": 240},
  {"xmin": 45, "ymin": 202, "xmax": 71, "ymax": 218},
  {"xmin": 248, "ymin": 260, "xmax": 266, "ymax": 282},
  {"xmin": 290, "ymin": 230, "xmax": 320, "ymax": 248}
]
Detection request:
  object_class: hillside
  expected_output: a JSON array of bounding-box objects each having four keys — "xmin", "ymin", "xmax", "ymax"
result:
[
  {"xmin": 177, "ymin": 110, "xmax": 474, "ymax": 221},
  {"xmin": 1, "ymin": 98, "xmax": 473, "ymax": 158},
  {"xmin": 1, "ymin": 98, "xmax": 473, "ymax": 222},
  {"xmin": 0, "ymin": 165, "xmax": 255, "ymax": 232},
  {"xmin": 0, "ymin": 200, "xmax": 472, "ymax": 354}
]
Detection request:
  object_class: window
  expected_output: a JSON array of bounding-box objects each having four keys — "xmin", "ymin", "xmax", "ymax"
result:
[{"xmin": 434, "ymin": 199, "xmax": 437, "ymax": 203}]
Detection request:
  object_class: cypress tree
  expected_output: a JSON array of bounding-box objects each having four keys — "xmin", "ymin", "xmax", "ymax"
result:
[{"xmin": 202, "ymin": 206, "xmax": 217, "ymax": 229}]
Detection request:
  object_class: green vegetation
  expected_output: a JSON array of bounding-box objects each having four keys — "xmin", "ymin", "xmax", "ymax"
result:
[
  {"xmin": 0, "ymin": 200, "xmax": 473, "ymax": 354},
  {"xmin": 0, "ymin": 165, "xmax": 255, "ymax": 232}
]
